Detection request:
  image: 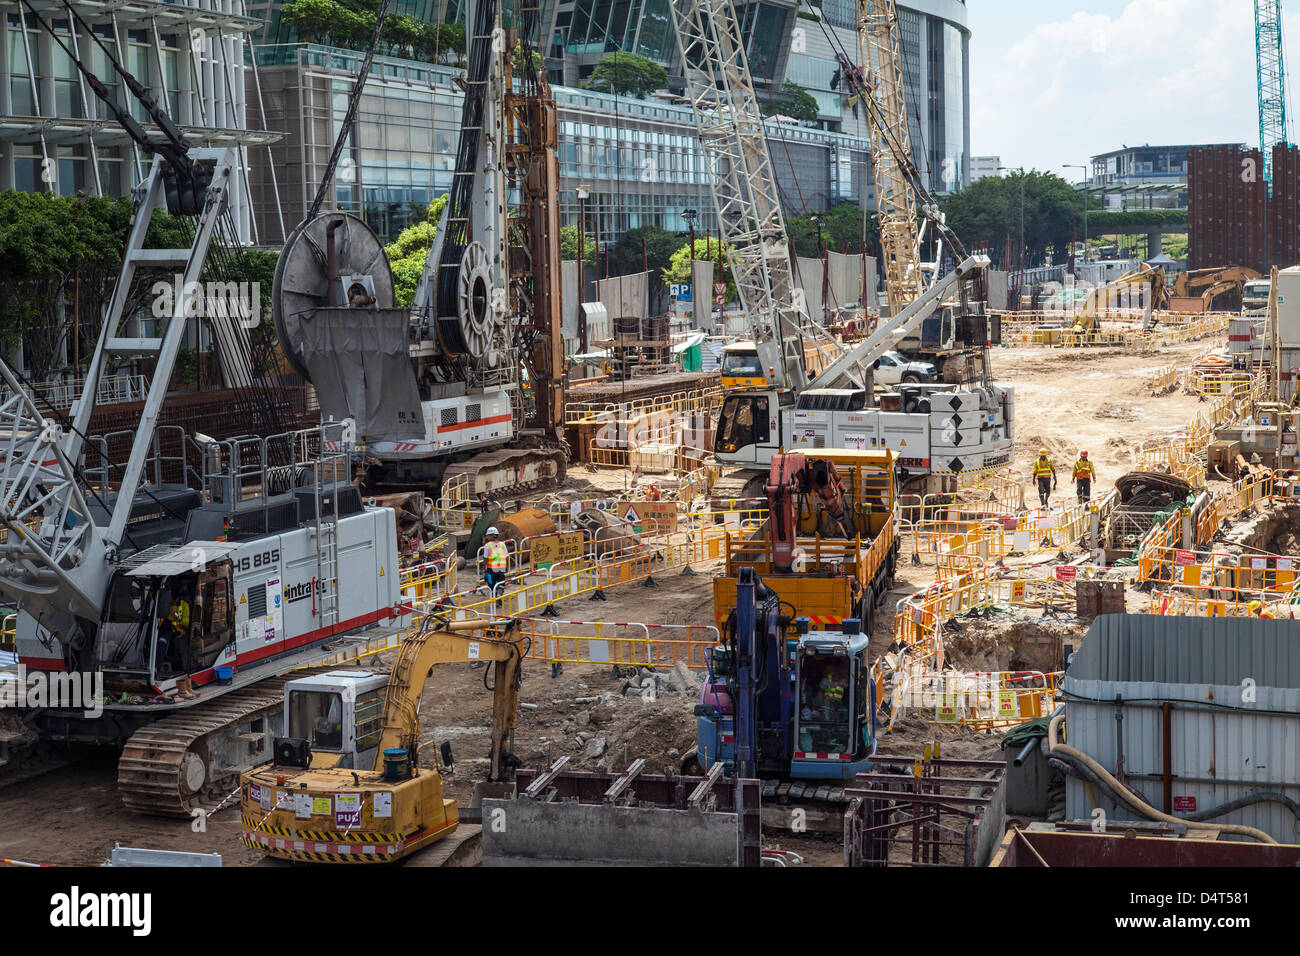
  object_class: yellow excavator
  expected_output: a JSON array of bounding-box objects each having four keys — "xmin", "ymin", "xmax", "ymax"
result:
[
  {"xmin": 238, "ymin": 615, "xmax": 524, "ymax": 864},
  {"xmin": 1170, "ymin": 266, "xmax": 1261, "ymax": 313},
  {"xmin": 1036, "ymin": 265, "xmax": 1169, "ymax": 344}
]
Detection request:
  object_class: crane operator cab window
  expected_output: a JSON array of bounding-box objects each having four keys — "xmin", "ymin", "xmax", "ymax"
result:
[
  {"xmin": 796, "ymin": 651, "xmax": 854, "ymax": 755},
  {"xmin": 721, "ymin": 349, "xmax": 764, "ymax": 378},
  {"xmin": 717, "ymin": 395, "xmax": 770, "ymax": 455},
  {"xmin": 95, "ymin": 572, "xmax": 196, "ymax": 688},
  {"xmin": 290, "ymin": 690, "xmax": 345, "ymax": 751},
  {"xmin": 156, "ymin": 578, "xmax": 196, "ymax": 677}
]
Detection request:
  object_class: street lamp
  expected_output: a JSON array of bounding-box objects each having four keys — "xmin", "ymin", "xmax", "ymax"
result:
[
  {"xmin": 809, "ymin": 212, "xmax": 828, "ymax": 309},
  {"xmin": 577, "ymin": 184, "xmax": 591, "ymax": 351},
  {"xmin": 682, "ymin": 207, "xmax": 698, "ymax": 259},
  {"xmin": 998, "ymin": 166, "xmax": 1026, "ymax": 281},
  {"xmin": 1063, "ymin": 164, "xmax": 1089, "ymax": 265}
]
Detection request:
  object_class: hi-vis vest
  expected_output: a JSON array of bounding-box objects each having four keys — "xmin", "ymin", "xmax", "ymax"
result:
[
  {"xmin": 1033, "ymin": 457, "xmax": 1054, "ymax": 478},
  {"xmin": 1073, "ymin": 459, "xmax": 1096, "ymax": 481},
  {"xmin": 484, "ymin": 541, "xmax": 509, "ymax": 571}
]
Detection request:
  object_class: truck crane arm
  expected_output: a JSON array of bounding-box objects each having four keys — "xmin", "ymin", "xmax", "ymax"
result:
[
  {"xmin": 377, "ymin": 616, "xmax": 524, "ymax": 782},
  {"xmin": 806, "ymin": 255, "xmax": 989, "ymax": 391},
  {"xmin": 765, "ymin": 453, "xmax": 856, "ymax": 572}
]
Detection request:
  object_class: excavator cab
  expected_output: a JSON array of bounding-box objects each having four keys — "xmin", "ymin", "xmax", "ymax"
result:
[
  {"xmin": 95, "ymin": 551, "xmax": 236, "ymax": 694},
  {"xmin": 791, "ymin": 625, "xmax": 874, "ymax": 780},
  {"xmin": 282, "ymin": 671, "xmax": 389, "ymax": 770}
]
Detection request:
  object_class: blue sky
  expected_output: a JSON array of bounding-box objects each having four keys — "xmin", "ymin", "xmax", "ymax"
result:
[{"xmin": 966, "ymin": 0, "xmax": 1298, "ymax": 179}]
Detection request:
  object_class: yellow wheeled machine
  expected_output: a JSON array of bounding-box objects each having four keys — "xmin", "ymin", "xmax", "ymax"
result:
[{"xmin": 239, "ymin": 616, "xmax": 523, "ymax": 863}]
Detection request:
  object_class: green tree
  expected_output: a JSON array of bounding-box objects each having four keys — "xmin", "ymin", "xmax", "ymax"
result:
[
  {"xmin": 560, "ymin": 224, "xmax": 597, "ymax": 267},
  {"xmin": 941, "ymin": 170, "xmax": 1085, "ymax": 268},
  {"xmin": 279, "ymin": 0, "xmax": 339, "ymax": 44},
  {"xmin": 384, "ymin": 193, "xmax": 447, "ymax": 307},
  {"xmin": 761, "ymin": 80, "xmax": 820, "ymax": 124},
  {"xmin": 0, "ymin": 191, "xmax": 272, "ymax": 381},
  {"xmin": 512, "ymin": 42, "xmax": 543, "ymax": 74},
  {"xmin": 582, "ymin": 51, "xmax": 668, "ymax": 99},
  {"xmin": 787, "ymin": 203, "xmax": 878, "ymax": 258},
  {"xmin": 662, "ymin": 238, "xmax": 737, "ymax": 302},
  {"xmin": 380, "ymin": 12, "xmax": 421, "ymax": 57},
  {"xmin": 607, "ymin": 225, "xmax": 681, "ymax": 312}
]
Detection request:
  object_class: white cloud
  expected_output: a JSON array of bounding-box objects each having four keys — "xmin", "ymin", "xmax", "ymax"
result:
[{"xmin": 971, "ymin": 0, "xmax": 1289, "ymax": 174}]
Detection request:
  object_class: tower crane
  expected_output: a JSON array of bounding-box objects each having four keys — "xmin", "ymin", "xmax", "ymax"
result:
[{"xmin": 1255, "ymin": 0, "xmax": 1289, "ymax": 190}]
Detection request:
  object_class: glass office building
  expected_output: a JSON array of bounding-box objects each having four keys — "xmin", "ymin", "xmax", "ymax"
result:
[
  {"xmin": 250, "ymin": 42, "xmax": 871, "ymax": 244},
  {"xmin": 780, "ymin": 0, "xmax": 969, "ymax": 194},
  {"xmin": 0, "ymin": 0, "xmax": 273, "ymax": 242}
]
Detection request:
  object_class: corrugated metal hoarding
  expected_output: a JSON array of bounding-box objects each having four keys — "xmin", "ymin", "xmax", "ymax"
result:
[{"xmin": 1062, "ymin": 614, "xmax": 1300, "ymax": 843}]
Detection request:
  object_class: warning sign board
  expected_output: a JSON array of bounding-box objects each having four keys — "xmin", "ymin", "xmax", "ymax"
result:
[
  {"xmin": 1010, "ymin": 581, "xmax": 1026, "ymax": 602},
  {"xmin": 616, "ymin": 500, "xmax": 676, "ymax": 533},
  {"xmin": 529, "ymin": 531, "xmax": 586, "ymax": 569},
  {"xmin": 1054, "ymin": 565, "xmax": 1078, "ymax": 582},
  {"xmin": 1173, "ymin": 795, "xmax": 1197, "ymax": 812},
  {"xmin": 1174, "ymin": 549, "xmax": 1196, "ymax": 566},
  {"xmin": 714, "ymin": 282, "xmax": 726, "ymax": 294},
  {"xmin": 935, "ymin": 695, "xmax": 958, "ymax": 723},
  {"xmin": 996, "ymin": 691, "xmax": 1017, "ymax": 719}
]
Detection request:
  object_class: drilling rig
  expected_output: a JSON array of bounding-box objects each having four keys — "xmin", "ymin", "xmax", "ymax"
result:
[{"xmin": 272, "ymin": 0, "xmax": 566, "ymax": 500}]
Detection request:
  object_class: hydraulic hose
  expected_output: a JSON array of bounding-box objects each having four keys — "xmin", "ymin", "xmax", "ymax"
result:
[{"xmin": 1047, "ymin": 711, "xmax": 1277, "ymax": 844}]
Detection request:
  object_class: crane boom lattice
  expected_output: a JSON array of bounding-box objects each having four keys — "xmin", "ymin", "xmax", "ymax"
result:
[
  {"xmin": 858, "ymin": 0, "xmax": 925, "ymax": 313},
  {"xmin": 1256, "ymin": 0, "xmax": 1288, "ymax": 189},
  {"xmin": 668, "ymin": 0, "xmax": 828, "ymax": 390}
]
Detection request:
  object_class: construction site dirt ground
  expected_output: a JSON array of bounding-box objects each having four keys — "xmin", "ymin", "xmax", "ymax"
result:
[{"xmin": 0, "ymin": 337, "xmax": 1234, "ymax": 867}]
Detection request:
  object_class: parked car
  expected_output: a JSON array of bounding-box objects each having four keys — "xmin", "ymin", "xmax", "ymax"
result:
[{"xmin": 872, "ymin": 350, "xmax": 937, "ymax": 386}]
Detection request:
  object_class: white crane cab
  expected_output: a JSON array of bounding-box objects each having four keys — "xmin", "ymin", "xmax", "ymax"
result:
[{"xmin": 281, "ymin": 670, "xmax": 389, "ymax": 770}]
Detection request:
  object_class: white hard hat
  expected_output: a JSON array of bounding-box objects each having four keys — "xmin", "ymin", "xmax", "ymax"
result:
[{"xmin": 486, "ymin": 526, "xmax": 500, "ymax": 536}]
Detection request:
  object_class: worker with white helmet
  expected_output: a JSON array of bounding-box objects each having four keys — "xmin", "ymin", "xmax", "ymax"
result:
[{"xmin": 483, "ymin": 526, "xmax": 509, "ymax": 595}]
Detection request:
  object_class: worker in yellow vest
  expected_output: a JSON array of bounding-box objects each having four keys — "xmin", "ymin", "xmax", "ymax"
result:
[
  {"xmin": 1072, "ymin": 450, "xmax": 1097, "ymax": 503},
  {"xmin": 1032, "ymin": 449, "xmax": 1057, "ymax": 508},
  {"xmin": 1249, "ymin": 600, "xmax": 1275, "ymax": 619},
  {"xmin": 483, "ymin": 527, "xmax": 509, "ymax": 596}
]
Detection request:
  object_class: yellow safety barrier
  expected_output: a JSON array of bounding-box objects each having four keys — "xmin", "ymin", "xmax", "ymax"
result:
[
  {"xmin": 908, "ymin": 495, "xmax": 1111, "ymax": 576},
  {"xmin": 1145, "ymin": 363, "xmax": 1180, "ymax": 394},
  {"xmin": 508, "ymin": 617, "xmax": 720, "ymax": 670},
  {"xmin": 889, "ymin": 667, "xmax": 1060, "ymax": 731},
  {"xmin": 564, "ymin": 383, "xmax": 723, "ymax": 427},
  {"xmin": 1148, "ymin": 587, "xmax": 1300, "ymax": 619}
]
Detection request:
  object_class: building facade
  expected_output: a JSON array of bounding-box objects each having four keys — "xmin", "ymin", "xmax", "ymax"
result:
[
  {"xmin": 548, "ymin": 0, "xmax": 971, "ymax": 196},
  {"xmin": 249, "ymin": 42, "xmax": 874, "ymax": 244},
  {"xmin": 1, "ymin": 0, "xmax": 276, "ymax": 242},
  {"xmin": 970, "ymin": 155, "xmax": 1000, "ymax": 182},
  {"xmin": 1087, "ymin": 143, "xmax": 1240, "ymax": 211},
  {"xmin": 249, "ymin": 0, "xmax": 970, "ymax": 244}
]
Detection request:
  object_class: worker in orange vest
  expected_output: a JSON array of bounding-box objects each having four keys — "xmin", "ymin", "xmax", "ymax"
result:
[
  {"xmin": 1249, "ymin": 600, "xmax": 1275, "ymax": 619},
  {"xmin": 1072, "ymin": 450, "xmax": 1097, "ymax": 503}
]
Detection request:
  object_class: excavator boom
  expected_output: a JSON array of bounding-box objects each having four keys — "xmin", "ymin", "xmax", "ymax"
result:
[{"xmin": 378, "ymin": 617, "xmax": 523, "ymax": 780}]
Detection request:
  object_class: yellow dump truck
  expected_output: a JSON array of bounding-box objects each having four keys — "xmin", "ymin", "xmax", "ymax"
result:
[{"xmin": 712, "ymin": 449, "xmax": 898, "ymax": 635}]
